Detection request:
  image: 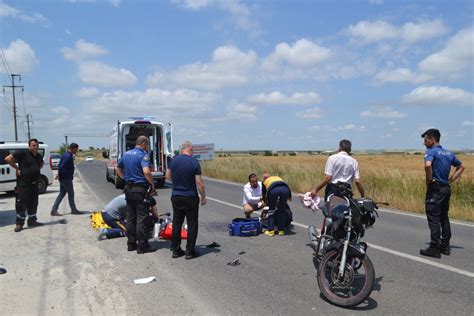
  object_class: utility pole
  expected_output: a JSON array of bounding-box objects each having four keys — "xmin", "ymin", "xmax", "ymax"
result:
[
  {"xmin": 26, "ymin": 114, "xmax": 32, "ymax": 140},
  {"xmin": 3, "ymin": 74, "xmax": 23, "ymax": 141}
]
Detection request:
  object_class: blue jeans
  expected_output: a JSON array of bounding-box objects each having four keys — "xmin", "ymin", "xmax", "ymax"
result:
[
  {"xmin": 51, "ymin": 179, "xmax": 78, "ymax": 212},
  {"xmin": 267, "ymin": 185, "xmax": 290, "ymax": 231},
  {"xmin": 101, "ymin": 212, "xmax": 127, "ymax": 239}
]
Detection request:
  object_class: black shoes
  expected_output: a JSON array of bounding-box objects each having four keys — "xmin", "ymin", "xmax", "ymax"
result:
[
  {"xmin": 420, "ymin": 247, "xmax": 441, "ymax": 259},
  {"xmin": 185, "ymin": 250, "xmax": 199, "ymax": 260},
  {"xmin": 172, "ymin": 248, "xmax": 185, "ymax": 258},
  {"xmin": 127, "ymin": 244, "xmax": 138, "ymax": 251},
  {"xmin": 50, "ymin": 211, "xmax": 62, "ymax": 216},
  {"xmin": 137, "ymin": 245, "xmax": 157, "ymax": 254},
  {"xmin": 71, "ymin": 210, "xmax": 85, "ymax": 215},
  {"xmin": 14, "ymin": 224, "xmax": 23, "ymax": 232},
  {"xmin": 440, "ymin": 246, "xmax": 450, "ymax": 256}
]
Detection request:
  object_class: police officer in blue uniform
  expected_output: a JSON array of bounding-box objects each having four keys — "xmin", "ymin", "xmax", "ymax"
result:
[
  {"xmin": 420, "ymin": 129, "xmax": 465, "ymax": 258},
  {"xmin": 117, "ymin": 135, "xmax": 156, "ymax": 254}
]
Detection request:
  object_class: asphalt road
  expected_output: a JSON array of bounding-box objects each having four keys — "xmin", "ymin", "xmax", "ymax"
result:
[{"xmin": 77, "ymin": 160, "xmax": 474, "ymax": 315}]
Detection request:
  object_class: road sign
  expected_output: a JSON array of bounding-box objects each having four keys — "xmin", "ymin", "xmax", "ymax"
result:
[{"xmin": 192, "ymin": 143, "xmax": 215, "ymax": 160}]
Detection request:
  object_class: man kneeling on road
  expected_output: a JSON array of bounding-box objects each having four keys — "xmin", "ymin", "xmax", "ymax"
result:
[
  {"xmin": 95, "ymin": 194, "xmax": 160, "ymax": 240},
  {"xmin": 242, "ymin": 173, "xmax": 265, "ymax": 218}
]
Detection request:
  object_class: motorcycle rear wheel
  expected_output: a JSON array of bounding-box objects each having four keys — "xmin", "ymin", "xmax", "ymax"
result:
[{"xmin": 317, "ymin": 249, "xmax": 375, "ymax": 307}]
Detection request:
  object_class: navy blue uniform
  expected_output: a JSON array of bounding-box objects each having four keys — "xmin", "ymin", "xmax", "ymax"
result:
[
  {"xmin": 118, "ymin": 147, "xmax": 151, "ymax": 251},
  {"xmin": 51, "ymin": 151, "xmax": 80, "ymax": 214},
  {"xmin": 169, "ymin": 154, "xmax": 201, "ymax": 254},
  {"xmin": 424, "ymin": 145, "xmax": 462, "ymax": 250}
]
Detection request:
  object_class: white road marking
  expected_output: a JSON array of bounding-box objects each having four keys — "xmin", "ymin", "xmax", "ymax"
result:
[
  {"xmin": 204, "ymin": 176, "xmax": 474, "ymax": 228},
  {"xmin": 206, "ymin": 196, "xmax": 474, "ymax": 278}
]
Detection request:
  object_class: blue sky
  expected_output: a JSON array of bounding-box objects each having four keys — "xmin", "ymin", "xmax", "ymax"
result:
[{"xmin": 0, "ymin": 0, "xmax": 473, "ymax": 151}]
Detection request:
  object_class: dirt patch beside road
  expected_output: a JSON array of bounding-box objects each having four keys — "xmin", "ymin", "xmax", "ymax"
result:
[{"xmin": 0, "ymin": 175, "xmax": 137, "ymax": 314}]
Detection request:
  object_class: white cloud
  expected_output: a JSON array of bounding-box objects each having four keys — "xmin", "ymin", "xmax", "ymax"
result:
[
  {"xmin": 172, "ymin": 0, "xmax": 261, "ymax": 35},
  {"xmin": 0, "ymin": 39, "xmax": 38, "ymax": 74},
  {"xmin": 262, "ymin": 39, "xmax": 331, "ymax": 70},
  {"xmin": 462, "ymin": 121, "xmax": 474, "ymax": 127},
  {"xmin": 346, "ymin": 19, "xmax": 447, "ymax": 45},
  {"xmin": 374, "ymin": 68, "xmax": 428, "ymax": 84},
  {"xmin": 248, "ymin": 91, "xmax": 321, "ymax": 105},
  {"xmin": 361, "ymin": 106, "xmax": 406, "ymax": 118},
  {"xmin": 78, "ymin": 61, "xmax": 137, "ymax": 88},
  {"xmin": 418, "ymin": 27, "xmax": 473, "ymax": 80},
  {"xmin": 375, "ymin": 27, "xmax": 472, "ymax": 85},
  {"xmin": 74, "ymin": 87, "xmax": 99, "ymax": 98},
  {"xmin": 0, "ymin": 3, "xmax": 49, "ymax": 26},
  {"xmin": 51, "ymin": 106, "xmax": 71, "ymax": 115},
  {"xmin": 346, "ymin": 20, "xmax": 399, "ymax": 44},
  {"xmin": 79, "ymin": 88, "xmax": 218, "ymax": 125},
  {"xmin": 401, "ymin": 86, "xmax": 474, "ymax": 106},
  {"xmin": 296, "ymin": 107, "xmax": 322, "ymax": 120},
  {"xmin": 61, "ymin": 39, "xmax": 109, "ymax": 61},
  {"xmin": 146, "ymin": 45, "xmax": 256, "ymax": 90},
  {"xmin": 226, "ymin": 103, "xmax": 257, "ymax": 120},
  {"xmin": 401, "ymin": 20, "xmax": 448, "ymax": 44}
]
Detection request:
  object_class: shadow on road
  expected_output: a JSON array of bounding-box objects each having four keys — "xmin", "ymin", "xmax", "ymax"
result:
[
  {"xmin": 0, "ymin": 209, "xmax": 16, "ymax": 227},
  {"xmin": 319, "ymin": 293, "xmax": 378, "ymax": 311}
]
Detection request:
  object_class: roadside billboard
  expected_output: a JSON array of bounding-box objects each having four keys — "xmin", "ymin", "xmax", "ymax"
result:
[{"xmin": 192, "ymin": 143, "xmax": 215, "ymax": 160}]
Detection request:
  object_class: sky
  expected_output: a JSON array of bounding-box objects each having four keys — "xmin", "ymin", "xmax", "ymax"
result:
[{"xmin": 0, "ymin": 0, "xmax": 473, "ymax": 151}]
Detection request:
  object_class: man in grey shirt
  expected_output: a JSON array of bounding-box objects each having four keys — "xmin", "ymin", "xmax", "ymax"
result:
[{"xmin": 98, "ymin": 195, "xmax": 160, "ymax": 240}]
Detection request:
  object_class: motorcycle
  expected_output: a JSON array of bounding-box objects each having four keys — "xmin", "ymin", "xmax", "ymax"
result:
[{"xmin": 307, "ymin": 182, "xmax": 385, "ymax": 307}]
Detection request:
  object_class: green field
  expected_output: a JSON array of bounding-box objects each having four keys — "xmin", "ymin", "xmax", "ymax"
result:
[{"xmin": 201, "ymin": 154, "xmax": 474, "ymax": 222}]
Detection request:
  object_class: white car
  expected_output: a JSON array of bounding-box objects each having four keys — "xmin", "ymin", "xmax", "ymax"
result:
[
  {"xmin": 0, "ymin": 142, "xmax": 54, "ymax": 194},
  {"xmin": 85, "ymin": 156, "xmax": 94, "ymax": 162}
]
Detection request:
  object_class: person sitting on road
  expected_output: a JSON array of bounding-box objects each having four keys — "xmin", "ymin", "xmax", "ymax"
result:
[
  {"xmin": 242, "ymin": 173, "xmax": 265, "ymax": 218},
  {"xmin": 96, "ymin": 194, "xmax": 160, "ymax": 240},
  {"xmin": 261, "ymin": 173, "xmax": 292, "ymax": 236}
]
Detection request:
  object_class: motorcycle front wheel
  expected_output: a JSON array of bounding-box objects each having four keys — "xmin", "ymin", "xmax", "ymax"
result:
[{"xmin": 317, "ymin": 249, "xmax": 375, "ymax": 307}]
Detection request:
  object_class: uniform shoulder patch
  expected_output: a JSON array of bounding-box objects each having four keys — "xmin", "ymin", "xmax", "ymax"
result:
[{"xmin": 143, "ymin": 154, "xmax": 150, "ymax": 162}]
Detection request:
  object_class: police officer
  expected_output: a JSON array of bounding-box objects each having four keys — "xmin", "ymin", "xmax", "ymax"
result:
[
  {"xmin": 420, "ymin": 128, "xmax": 465, "ymax": 258},
  {"xmin": 116, "ymin": 135, "xmax": 156, "ymax": 254},
  {"xmin": 5, "ymin": 138, "xmax": 44, "ymax": 232}
]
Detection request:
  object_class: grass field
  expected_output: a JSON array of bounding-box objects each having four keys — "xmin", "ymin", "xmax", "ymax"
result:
[{"xmin": 201, "ymin": 154, "xmax": 474, "ymax": 222}]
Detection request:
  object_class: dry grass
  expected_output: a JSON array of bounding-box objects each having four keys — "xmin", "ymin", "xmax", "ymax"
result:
[{"xmin": 201, "ymin": 155, "xmax": 474, "ymax": 222}]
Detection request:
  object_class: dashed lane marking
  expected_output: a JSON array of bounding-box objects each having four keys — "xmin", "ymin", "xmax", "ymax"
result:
[{"xmin": 206, "ymin": 196, "xmax": 474, "ymax": 278}]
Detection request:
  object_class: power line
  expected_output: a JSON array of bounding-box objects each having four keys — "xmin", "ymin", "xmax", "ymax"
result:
[
  {"xmin": 3, "ymin": 74, "xmax": 24, "ymax": 141},
  {"xmin": 0, "ymin": 49, "xmax": 13, "ymax": 82}
]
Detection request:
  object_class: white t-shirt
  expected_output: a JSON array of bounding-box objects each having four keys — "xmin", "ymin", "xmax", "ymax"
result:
[
  {"xmin": 242, "ymin": 181, "xmax": 263, "ymax": 206},
  {"xmin": 324, "ymin": 152, "xmax": 360, "ymax": 185}
]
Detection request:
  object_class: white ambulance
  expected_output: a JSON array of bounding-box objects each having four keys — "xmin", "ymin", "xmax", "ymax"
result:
[
  {"xmin": 0, "ymin": 142, "xmax": 54, "ymax": 194},
  {"xmin": 103, "ymin": 117, "xmax": 173, "ymax": 189}
]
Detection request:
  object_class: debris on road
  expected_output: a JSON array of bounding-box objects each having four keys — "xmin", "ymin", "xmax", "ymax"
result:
[
  {"xmin": 206, "ymin": 242, "xmax": 220, "ymax": 248},
  {"xmin": 134, "ymin": 276, "xmax": 156, "ymax": 284},
  {"xmin": 0, "ymin": 267, "xmax": 6, "ymax": 274},
  {"xmin": 227, "ymin": 258, "xmax": 240, "ymax": 266}
]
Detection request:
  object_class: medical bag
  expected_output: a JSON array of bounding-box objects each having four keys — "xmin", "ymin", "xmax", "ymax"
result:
[{"xmin": 228, "ymin": 217, "xmax": 262, "ymax": 237}]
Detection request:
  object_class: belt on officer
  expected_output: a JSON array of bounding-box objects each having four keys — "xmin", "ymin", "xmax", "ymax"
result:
[{"xmin": 126, "ymin": 181, "xmax": 148, "ymax": 188}]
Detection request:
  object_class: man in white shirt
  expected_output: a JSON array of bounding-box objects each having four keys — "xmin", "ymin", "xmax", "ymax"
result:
[
  {"xmin": 242, "ymin": 173, "xmax": 265, "ymax": 218},
  {"xmin": 311, "ymin": 139, "xmax": 365, "ymax": 200}
]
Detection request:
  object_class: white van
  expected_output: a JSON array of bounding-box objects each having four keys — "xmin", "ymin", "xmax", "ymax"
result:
[
  {"xmin": 103, "ymin": 117, "xmax": 173, "ymax": 188},
  {"xmin": 0, "ymin": 142, "xmax": 54, "ymax": 194}
]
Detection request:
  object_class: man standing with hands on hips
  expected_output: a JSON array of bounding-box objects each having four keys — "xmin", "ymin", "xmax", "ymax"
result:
[
  {"xmin": 117, "ymin": 135, "xmax": 156, "ymax": 254},
  {"xmin": 5, "ymin": 138, "xmax": 44, "ymax": 232},
  {"xmin": 420, "ymin": 128, "xmax": 465, "ymax": 259},
  {"xmin": 166, "ymin": 141, "xmax": 207, "ymax": 260}
]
